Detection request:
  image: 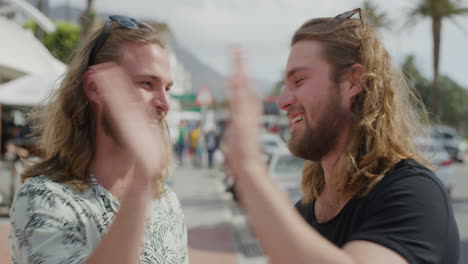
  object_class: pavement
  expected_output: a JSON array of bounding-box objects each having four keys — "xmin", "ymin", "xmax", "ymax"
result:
[
  {"xmin": 170, "ymin": 164, "xmax": 268, "ymax": 264},
  {"xmin": 170, "ymin": 165, "xmax": 238, "ymax": 264},
  {"xmin": 0, "ymin": 162, "xmax": 265, "ymax": 264},
  {"xmin": 0, "ymin": 155, "xmax": 467, "ymax": 263},
  {"xmin": 0, "ymin": 217, "xmax": 10, "ymax": 264}
]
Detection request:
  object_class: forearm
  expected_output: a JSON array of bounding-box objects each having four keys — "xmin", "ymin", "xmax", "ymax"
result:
[
  {"xmin": 235, "ymin": 164, "xmax": 355, "ymax": 264},
  {"xmin": 85, "ymin": 181, "xmax": 151, "ymax": 264}
]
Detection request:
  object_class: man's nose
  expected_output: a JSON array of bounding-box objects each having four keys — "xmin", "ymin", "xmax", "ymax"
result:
[
  {"xmin": 277, "ymin": 86, "xmax": 295, "ymax": 111},
  {"xmin": 152, "ymin": 91, "xmax": 170, "ymax": 114}
]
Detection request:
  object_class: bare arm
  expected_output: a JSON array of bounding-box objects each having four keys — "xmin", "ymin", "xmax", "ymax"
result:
[
  {"xmin": 224, "ymin": 49, "xmax": 408, "ymax": 264},
  {"xmin": 84, "ymin": 178, "xmax": 152, "ymax": 264},
  {"xmin": 234, "ymin": 165, "xmax": 407, "ymax": 264},
  {"xmin": 83, "ymin": 63, "xmax": 167, "ymax": 263}
]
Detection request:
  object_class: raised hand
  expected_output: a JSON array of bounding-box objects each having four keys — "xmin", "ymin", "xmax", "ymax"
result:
[
  {"xmin": 86, "ymin": 62, "xmax": 167, "ymax": 184},
  {"xmin": 224, "ymin": 48, "xmax": 266, "ymax": 180}
]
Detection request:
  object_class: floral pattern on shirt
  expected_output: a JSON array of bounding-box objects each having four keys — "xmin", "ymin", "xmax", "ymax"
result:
[{"xmin": 9, "ymin": 175, "xmax": 188, "ymax": 264}]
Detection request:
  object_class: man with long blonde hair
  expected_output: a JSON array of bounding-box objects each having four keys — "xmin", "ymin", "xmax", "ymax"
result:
[
  {"xmin": 9, "ymin": 15, "xmax": 188, "ymax": 264},
  {"xmin": 223, "ymin": 8, "xmax": 459, "ymax": 264}
]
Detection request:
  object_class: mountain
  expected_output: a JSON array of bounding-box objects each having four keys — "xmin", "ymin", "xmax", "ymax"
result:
[
  {"xmin": 171, "ymin": 39, "xmax": 273, "ymax": 100},
  {"xmin": 27, "ymin": 3, "xmax": 273, "ymax": 100}
]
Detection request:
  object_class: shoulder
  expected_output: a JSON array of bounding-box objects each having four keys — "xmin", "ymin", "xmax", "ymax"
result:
[
  {"xmin": 352, "ymin": 159, "xmax": 460, "ymax": 263},
  {"xmin": 364, "ymin": 159, "xmax": 452, "ymax": 216},
  {"xmin": 14, "ymin": 176, "xmax": 75, "ymax": 205},
  {"xmin": 149, "ymin": 184, "xmax": 184, "ymax": 216},
  {"xmin": 370, "ymin": 159, "xmax": 447, "ymax": 201},
  {"xmin": 11, "ymin": 176, "xmax": 79, "ymax": 223},
  {"xmin": 161, "ymin": 184, "xmax": 183, "ymax": 207}
]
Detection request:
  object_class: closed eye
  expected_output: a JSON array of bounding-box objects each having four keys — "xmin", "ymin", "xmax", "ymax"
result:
[
  {"xmin": 295, "ymin": 78, "xmax": 306, "ymax": 86},
  {"xmin": 138, "ymin": 81, "xmax": 152, "ymax": 90}
]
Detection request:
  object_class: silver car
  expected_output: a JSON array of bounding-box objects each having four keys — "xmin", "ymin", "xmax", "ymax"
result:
[
  {"xmin": 429, "ymin": 125, "xmax": 466, "ymax": 163},
  {"xmin": 414, "ymin": 135, "xmax": 456, "ymax": 196},
  {"xmin": 268, "ymin": 149, "xmax": 305, "ymax": 204}
]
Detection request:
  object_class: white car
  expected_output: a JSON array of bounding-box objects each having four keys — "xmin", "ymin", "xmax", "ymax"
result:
[
  {"xmin": 260, "ymin": 133, "xmax": 287, "ymax": 155},
  {"xmin": 268, "ymin": 148, "xmax": 305, "ymax": 204},
  {"xmin": 414, "ymin": 136, "xmax": 456, "ymax": 196},
  {"xmin": 429, "ymin": 125, "xmax": 466, "ymax": 163},
  {"xmin": 224, "ymin": 146, "xmax": 304, "ymax": 204}
]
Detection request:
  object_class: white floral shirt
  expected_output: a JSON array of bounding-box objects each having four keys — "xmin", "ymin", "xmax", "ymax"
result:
[{"xmin": 9, "ymin": 175, "xmax": 188, "ymax": 264}]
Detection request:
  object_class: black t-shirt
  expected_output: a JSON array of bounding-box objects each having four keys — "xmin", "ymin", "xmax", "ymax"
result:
[{"xmin": 295, "ymin": 159, "xmax": 460, "ymax": 264}]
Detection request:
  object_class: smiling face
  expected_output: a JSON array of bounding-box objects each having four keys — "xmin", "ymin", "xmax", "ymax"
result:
[
  {"xmin": 101, "ymin": 42, "xmax": 173, "ymax": 140},
  {"xmin": 278, "ymin": 40, "xmax": 350, "ymax": 161}
]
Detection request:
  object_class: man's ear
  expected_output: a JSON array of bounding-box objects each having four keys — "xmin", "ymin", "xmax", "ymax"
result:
[
  {"xmin": 82, "ymin": 70, "xmax": 100, "ymax": 104},
  {"xmin": 348, "ymin": 64, "xmax": 365, "ymax": 97}
]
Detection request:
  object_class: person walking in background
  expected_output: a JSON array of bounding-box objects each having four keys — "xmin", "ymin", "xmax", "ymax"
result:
[
  {"xmin": 223, "ymin": 8, "xmax": 459, "ymax": 264},
  {"xmin": 189, "ymin": 123, "xmax": 202, "ymax": 167},
  {"xmin": 175, "ymin": 120, "xmax": 188, "ymax": 165},
  {"xmin": 205, "ymin": 125, "xmax": 217, "ymax": 168},
  {"xmin": 9, "ymin": 15, "xmax": 188, "ymax": 264}
]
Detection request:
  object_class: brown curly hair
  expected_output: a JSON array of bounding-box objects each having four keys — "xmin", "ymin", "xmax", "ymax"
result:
[{"xmin": 292, "ymin": 14, "xmax": 431, "ymax": 204}]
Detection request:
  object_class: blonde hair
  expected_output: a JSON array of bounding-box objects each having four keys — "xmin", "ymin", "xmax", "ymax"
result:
[
  {"xmin": 292, "ymin": 15, "xmax": 430, "ymax": 204},
  {"xmin": 23, "ymin": 21, "xmax": 172, "ymax": 197}
]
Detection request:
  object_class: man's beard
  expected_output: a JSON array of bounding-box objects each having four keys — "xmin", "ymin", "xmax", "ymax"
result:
[{"xmin": 288, "ymin": 85, "xmax": 347, "ymax": 161}]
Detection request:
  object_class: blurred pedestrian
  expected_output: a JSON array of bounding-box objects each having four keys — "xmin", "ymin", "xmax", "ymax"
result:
[
  {"xmin": 189, "ymin": 123, "xmax": 202, "ymax": 167},
  {"xmin": 223, "ymin": 8, "xmax": 459, "ymax": 264},
  {"xmin": 175, "ymin": 120, "xmax": 188, "ymax": 165},
  {"xmin": 205, "ymin": 125, "xmax": 217, "ymax": 168},
  {"xmin": 9, "ymin": 15, "xmax": 187, "ymax": 264}
]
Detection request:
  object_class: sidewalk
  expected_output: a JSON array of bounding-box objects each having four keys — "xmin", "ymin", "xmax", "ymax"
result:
[
  {"xmin": 0, "ymin": 167, "xmax": 239, "ymax": 264},
  {"xmin": 171, "ymin": 165, "xmax": 238, "ymax": 264},
  {"xmin": 0, "ymin": 218, "xmax": 10, "ymax": 264}
]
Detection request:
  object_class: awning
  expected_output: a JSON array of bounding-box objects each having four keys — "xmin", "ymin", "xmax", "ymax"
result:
[
  {"xmin": 0, "ymin": 16, "xmax": 66, "ymax": 80},
  {"xmin": 0, "ymin": 71, "xmax": 64, "ymax": 106}
]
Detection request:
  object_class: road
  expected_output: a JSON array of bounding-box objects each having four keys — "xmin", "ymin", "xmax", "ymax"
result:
[
  {"xmin": 0, "ymin": 159, "xmax": 467, "ymax": 264},
  {"xmin": 453, "ymin": 162, "xmax": 468, "ymax": 264}
]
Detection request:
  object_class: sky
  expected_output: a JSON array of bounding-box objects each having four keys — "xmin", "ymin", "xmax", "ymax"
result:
[{"xmin": 49, "ymin": 0, "xmax": 468, "ymax": 89}]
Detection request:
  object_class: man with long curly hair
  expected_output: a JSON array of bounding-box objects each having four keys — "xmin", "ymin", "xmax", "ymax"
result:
[
  {"xmin": 9, "ymin": 15, "xmax": 188, "ymax": 264},
  {"xmin": 223, "ymin": 8, "xmax": 459, "ymax": 264}
]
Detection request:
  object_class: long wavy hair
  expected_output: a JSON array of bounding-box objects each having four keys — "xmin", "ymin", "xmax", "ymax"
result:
[
  {"xmin": 23, "ymin": 21, "xmax": 172, "ymax": 197},
  {"xmin": 292, "ymin": 14, "xmax": 431, "ymax": 204}
]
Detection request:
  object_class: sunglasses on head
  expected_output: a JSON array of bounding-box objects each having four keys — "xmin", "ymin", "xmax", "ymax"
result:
[
  {"xmin": 335, "ymin": 8, "xmax": 363, "ymax": 24},
  {"xmin": 88, "ymin": 15, "xmax": 150, "ymax": 65}
]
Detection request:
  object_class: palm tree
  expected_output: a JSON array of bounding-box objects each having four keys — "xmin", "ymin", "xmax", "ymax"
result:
[
  {"xmin": 35, "ymin": 0, "xmax": 49, "ymax": 41},
  {"xmin": 363, "ymin": 0, "xmax": 392, "ymax": 30},
  {"xmin": 80, "ymin": 0, "xmax": 96, "ymax": 40},
  {"xmin": 407, "ymin": 0, "xmax": 468, "ymax": 118}
]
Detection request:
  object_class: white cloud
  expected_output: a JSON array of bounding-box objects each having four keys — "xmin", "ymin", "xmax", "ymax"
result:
[{"xmin": 49, "ymin": 0, "xmax": 468, "ymax": 88}]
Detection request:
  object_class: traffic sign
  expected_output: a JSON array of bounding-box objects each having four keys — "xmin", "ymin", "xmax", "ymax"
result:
[{"xmin": 195, "ymin": 84, "xmax": 213, "ymax": 106}]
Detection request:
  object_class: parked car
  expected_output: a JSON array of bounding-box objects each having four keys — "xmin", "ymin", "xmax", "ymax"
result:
[
  {"xmin": 428, "ymin": 125, "xmax": 466, "ymax": 163},
  {"xmin": 414, "ymin": 135, "xmax": 456, "ymax": 196},
  {"xmin": 260, "ymin": 133, "xmax": 287, "ymax": 156},
  {"xmin": 268, "ymin": 148, "xmax": 305, "ymax": 204},
  {"xmin": 225, "ymin": 147, "xmax": 305, "ymax": 204}
]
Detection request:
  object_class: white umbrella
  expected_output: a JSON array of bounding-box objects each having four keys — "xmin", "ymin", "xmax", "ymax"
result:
[
  {"xmin": 0, "ymin": 71, "xmax": 64, "ymax": 106},
  {"xmin": 0, "ymin": 16, "xmax": 66, "ymax": 80}
]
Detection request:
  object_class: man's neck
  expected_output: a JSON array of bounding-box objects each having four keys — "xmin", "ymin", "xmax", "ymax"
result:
[
  {"xmin": 319, "ymin": 122, "xmax": 352, "ymax": 202},
  {"xmin": 89, "ymin": 132, "xmax": 134, "ymax": 201}
]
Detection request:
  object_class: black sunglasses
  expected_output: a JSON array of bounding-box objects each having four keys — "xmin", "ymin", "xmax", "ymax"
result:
[
  {"xmin": 335, "ymin": 8, "xmax": 363, "ymax": 24},
  {"xmin": 88, "ymin": 15, "xmax": 150, "ymax": 65}
]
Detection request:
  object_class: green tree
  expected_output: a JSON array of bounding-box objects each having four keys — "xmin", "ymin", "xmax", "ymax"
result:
[
  {"xmin": 402, "ymin": 55, "xmax": 431, "ymax": 105},
  {"xmin": 437, "ymin": 76, "xmax": 468, "ymax": 129},
  {"xmin": 24, "ymin": 20, "xmax": 81, "ymax": 63},
  {"xmin": 407, "ymin": 0, "xmax": 468, "ymax": 118},
  {"xmin": 35, "ymin": 0, "xmax": 49, "ymax": 41},
  {"xmin": 80, "ymin": 0, "xmax": 96, "ymax": 40},
  {"xmin": 402, "ymin": 54, "xmax": 468, "ymax": 136},
  {"xmin": 363, "ymin": 0, "xmax": 392, "ymax": 30}
]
